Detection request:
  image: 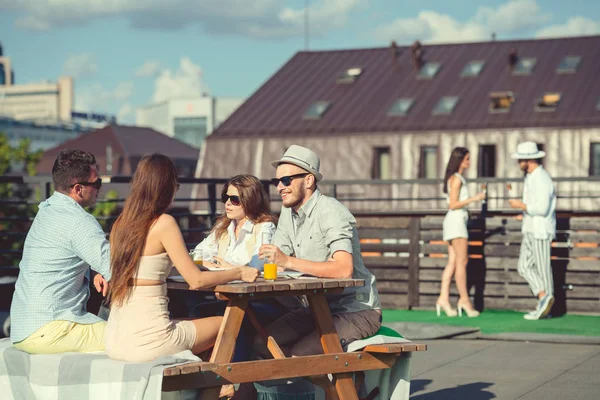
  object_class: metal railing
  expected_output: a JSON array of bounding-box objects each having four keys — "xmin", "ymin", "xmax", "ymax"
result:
[{"xmin": 3, "ymin": 175, "xmax": 600, "ymax": 273}]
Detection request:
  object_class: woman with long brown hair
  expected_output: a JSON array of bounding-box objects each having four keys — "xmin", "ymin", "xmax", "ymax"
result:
[
  {"xmin": 436, "ymin": 147, "xmax": 485, "ymax": 318},
  {"xmin": 105, "ymin": 154, "xmax": 258, "ymax": 363},
  {"xmin": 194, "ymin": 174, "xmax": 277, "ymax": 269}
]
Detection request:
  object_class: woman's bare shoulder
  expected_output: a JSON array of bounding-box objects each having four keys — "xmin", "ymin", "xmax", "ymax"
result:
[
  {"xmin": 150, "ymin": 213, "xmax": 177, "ymax": 232},
  {"xmin": 449, "ymin": 174, "xmax": 462, "ymax": 187}
]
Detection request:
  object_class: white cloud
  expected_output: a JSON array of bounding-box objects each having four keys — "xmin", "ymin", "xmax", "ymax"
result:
[
  {"xmin": 112, "ymin": 82, "xmax": 134, "ymax": 101},
  {"xmin": 373, "ymin": 0, "xmax": 552, "ymax": 44},
  {"xmin": 475, "ymin": 0, "xmax": 551, "ymax": 35},
  {"xmin": 62, "ymin": 53, "xmax": 97, "ymax": 79},
  {"xmin": 135, "ymin": 60, "xmax": 163, "ymax": 78},
  {"xmin": 535, "ymin": 17, "xmax": 600, "ymax": 39},
  {"xmin": 373, "ymin": 11, "xmax": 487, "ymax": 44},
  {"xmin": 15, "ymin": 14, "xmax": 51, "ymax": 30},
  {"xmin": 3, "ymin": 0, "xmax": 363, "ymax": 39},
  {"xmin": 117, "ymin": 103, "xmax": 133, "ymax": 122},
  {"xmin": 152, "ymin": 57, "xmax": 208, "ymax": 103},
  {"xmin": 75, "ymin": 81, "xmax": 134, "ymax": 120},
  {"xmin": 279, "ymin": 0, "xmax": 366, "ymax": 37}
]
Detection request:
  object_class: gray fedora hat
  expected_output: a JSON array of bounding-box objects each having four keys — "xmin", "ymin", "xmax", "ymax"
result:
[{"xmin": 271, "ymin": 145, "xmax": 323, "ymax": 182}]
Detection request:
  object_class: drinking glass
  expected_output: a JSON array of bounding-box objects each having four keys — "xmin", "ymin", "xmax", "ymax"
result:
[
  {"xmin": 481, "ymin": 183, "xmax": 487, "ymax": 204},
  {"xmin": 189, "ymin": 249, "xmax": 203, "ymax": 266},
  {"xmin": 262, "ymin": 231, "xmax": 277, "ymax": 281}
]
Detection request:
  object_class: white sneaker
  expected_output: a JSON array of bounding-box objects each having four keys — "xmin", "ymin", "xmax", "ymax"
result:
[
  {"xmin": 524, "ymin": 312, "xmax": 539, "ymax": 320},
  {"xmin": 524, "ymin": 294, "xmax": 555, "ymax": 320},
  {"xmin": 539, "ymin": 294, "xmax": 555, "ymax": 318}
]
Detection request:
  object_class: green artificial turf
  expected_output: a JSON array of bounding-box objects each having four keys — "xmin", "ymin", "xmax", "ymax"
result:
[{"xmin": 382, "ymin": 309, "xmax": 600, "ymax": 337}]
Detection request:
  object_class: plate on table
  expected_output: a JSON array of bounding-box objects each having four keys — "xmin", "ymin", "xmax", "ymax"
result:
[{"xmin": 196, "ymin": 265, "xmax": 227, "ymax": 272}]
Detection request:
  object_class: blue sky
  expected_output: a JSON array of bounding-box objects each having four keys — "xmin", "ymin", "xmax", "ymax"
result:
[{"xmin": 1, "ymin": 0, "xmax": 598, "ymax": 123}]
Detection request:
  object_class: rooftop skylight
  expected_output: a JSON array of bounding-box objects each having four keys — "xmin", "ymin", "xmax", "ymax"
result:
[
  {"xmin": 433, "ymin": 96, "xmax": 459, "ymax": 115},
  {"xmin": 387, "ymin": 98, "xmax": 415, "ymax": 116},
  {"xmin": 303, "ymin": 101, "xmax": 331, "ymax": 119}
]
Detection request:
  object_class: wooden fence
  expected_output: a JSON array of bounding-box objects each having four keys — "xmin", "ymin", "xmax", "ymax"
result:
[{"xmin": 357, "ymin": 215, "xmax": 600, "ymax": 315}]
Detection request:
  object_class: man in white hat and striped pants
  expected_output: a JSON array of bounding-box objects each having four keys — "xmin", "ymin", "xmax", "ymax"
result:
[{"xmin": 509, "ymin": 141, "xmax": 557, "ymax": 320}]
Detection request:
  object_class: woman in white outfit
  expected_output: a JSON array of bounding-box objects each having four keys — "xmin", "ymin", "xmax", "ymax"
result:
[{"xmin": 436, "ymin": 147, "xmax": 485, "ymax": 317}]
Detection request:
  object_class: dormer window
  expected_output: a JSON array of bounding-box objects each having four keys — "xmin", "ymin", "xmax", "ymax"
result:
[
  {"xmin": 489, "ymin": 91, "xmax": 515, "ymax": 113},
  {"xmin": 535, "ymin": 93, "xmax": 561, "ymax": 112},
  {"xmin": 337, "ymin": 67, "xmax": 363, "ymax": 84}
]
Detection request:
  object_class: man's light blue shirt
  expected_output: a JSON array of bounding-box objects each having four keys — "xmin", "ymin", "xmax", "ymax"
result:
[{"xmin": 10, "ymin": 191, "xmax": 111, "ymax": 343}]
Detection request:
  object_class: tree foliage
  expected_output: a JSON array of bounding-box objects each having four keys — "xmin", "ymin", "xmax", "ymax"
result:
[{"xmin": 0, "ymin": 133, "xmax": 43, "ymax": 271}]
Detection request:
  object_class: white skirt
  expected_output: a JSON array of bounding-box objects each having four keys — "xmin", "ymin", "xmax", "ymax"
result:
[{"xmin": 443, "ymin": 210, "xmax": 469, "ymax": 242}]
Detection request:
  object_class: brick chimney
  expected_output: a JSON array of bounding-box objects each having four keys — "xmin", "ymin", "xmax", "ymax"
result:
[
  {"xmin": 411, "ymin": 40, "xmax": 424, "ymax": 70},
  {"xmin": 390, "ymin": 41, "xmax": 399, "ymax": 64},
  {"xmin": 508, "ymin": 48, "xmax": 518, "ymax": 71}
]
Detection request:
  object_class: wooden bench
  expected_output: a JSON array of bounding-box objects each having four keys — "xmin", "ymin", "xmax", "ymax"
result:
[{"xmin": 162, "ymin": 342, "xmax": 427, "ymax": 399}]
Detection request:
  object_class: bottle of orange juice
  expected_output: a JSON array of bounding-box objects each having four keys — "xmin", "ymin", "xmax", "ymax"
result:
[{"xmin": 262, "ymin": 231, "xmax": 277, "ymax": 281}]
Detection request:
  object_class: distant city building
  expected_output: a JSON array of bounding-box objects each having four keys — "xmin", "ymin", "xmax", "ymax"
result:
[
  {"xmin": 0, "ymin": 69, "xmax": 74, "ymax": 123},
  {"xmin": 0, "ymin": 41, "xmax": 116, "ymax": 149},
  {"xmin": 70, "ymin": 111, "xmax": 117, "ymax": 130},
  {"xmin": 0, "ymin": 41, "xmax": 15, "ymax": 86},
  {"xmin": 136, "ymin": 96, "xmax": 244, "ymax": 149},
  {"xmin": 0, "ymin": 116, "xmax": 92, "ymax": 151}
]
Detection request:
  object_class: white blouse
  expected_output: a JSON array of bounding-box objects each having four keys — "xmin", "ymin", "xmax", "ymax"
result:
[{"xmin": 194, "ymin": 220, "xmax": 276, "ymax": 270}]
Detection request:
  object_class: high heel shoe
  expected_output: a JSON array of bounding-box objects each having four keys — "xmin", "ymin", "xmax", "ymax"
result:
[
  {"xmin": 436, "ymin": 301, "xmax": 458, "ymax": 317},
  {"xmin": 457, "ymin": 302, "xmax": 480, "ymax": 317}
]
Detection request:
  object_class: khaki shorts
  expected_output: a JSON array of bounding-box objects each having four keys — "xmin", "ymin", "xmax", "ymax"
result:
[{"xmin": 14, "ymin": 320, "xmax": 106, "ymax": 354}]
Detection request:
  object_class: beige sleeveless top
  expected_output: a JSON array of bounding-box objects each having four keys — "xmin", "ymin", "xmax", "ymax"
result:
[{"xmin": 135, "ymin": 253, "xmax": 173, "ymax": 282}]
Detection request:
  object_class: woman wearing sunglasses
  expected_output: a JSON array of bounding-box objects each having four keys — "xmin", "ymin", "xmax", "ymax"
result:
[
  {"xmin": 105, "ymin": 155, "xmax": 258, "ymax": 370},
  {"xmin": 189, "ymin": 175, "xmax": 282, "ymax": 396},
  {"xmin": 437, "ymin": 147, "xmax": 486, "ymax": 318},
  {"xmin": 193, "ymin": 174, "xmax": 277, "ymax": 270}
]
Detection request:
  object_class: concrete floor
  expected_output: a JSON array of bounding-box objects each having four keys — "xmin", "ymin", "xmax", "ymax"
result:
[{"xmin": 409, "ymin": 339, "xmax": 600, "ymax": 400}]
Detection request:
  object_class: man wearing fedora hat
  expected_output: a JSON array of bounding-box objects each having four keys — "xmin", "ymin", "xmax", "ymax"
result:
[
  {"xmin": 257, "ymin": 145, "xmax": 381, "ymax": 356},
  {"xmin": 509, "ymin": 141, "xmax": 557, "ymax": 320}
]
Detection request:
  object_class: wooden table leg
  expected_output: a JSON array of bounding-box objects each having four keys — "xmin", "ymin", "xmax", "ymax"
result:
[
  {"xmin": 308, "ymin": 294, "xmax": 359, "ymax": 400},
  {"xmin": 202, "ymin": 298, "xmax": 248, "ymax": 400},
  {"xmin": 247, "ymin": 307, "xmax": 286, "ymax": 359}
]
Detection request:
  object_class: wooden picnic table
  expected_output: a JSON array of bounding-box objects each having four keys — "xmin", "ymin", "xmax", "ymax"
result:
[{"xmin": 163, "ymin": 276, "xmax": 426, "ymax": 400}]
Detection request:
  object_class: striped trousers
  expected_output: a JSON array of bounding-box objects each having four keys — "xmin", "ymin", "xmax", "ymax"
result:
[{"xmin": 517, "ymin": 233, "xmax": 554, "ymax": 296}]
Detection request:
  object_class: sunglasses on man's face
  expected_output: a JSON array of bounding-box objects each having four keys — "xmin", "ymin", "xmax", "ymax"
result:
[
  {"xmin": 221, "ymin": 194, "xmax": 241, "ymax": 206},
  {"xmin": 70, "ymin": 177, "xmax": 102, "ymax": 190},
  {"xmin": 271, "ymin": 173, "xmax": 309, "ymax": 187}
]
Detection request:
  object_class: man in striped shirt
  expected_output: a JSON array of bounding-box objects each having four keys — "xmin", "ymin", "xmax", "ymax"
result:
[
  {"xmin": 10, "ymin": 149, "xmax": 111, "ymax": 353},
  {"xmin": 509, "ymin": 142, "xmax": 557, "ymax": 320}
]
